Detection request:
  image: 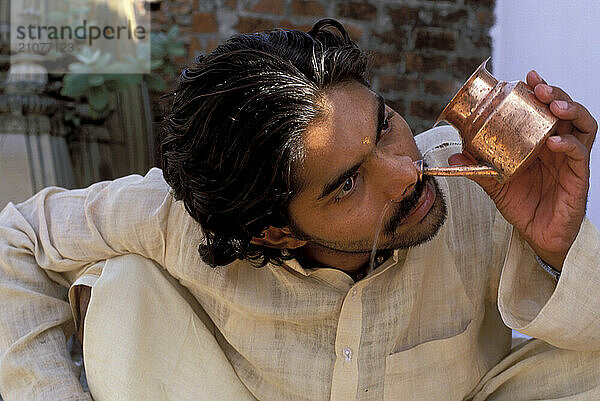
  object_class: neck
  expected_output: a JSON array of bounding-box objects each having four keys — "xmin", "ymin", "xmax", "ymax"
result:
[{"xmin": 295, "ymin": 242, "xmax": 371, "ymax": 273}]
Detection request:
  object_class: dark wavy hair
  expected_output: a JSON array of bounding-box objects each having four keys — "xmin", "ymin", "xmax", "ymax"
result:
[{"xmin": 161, "ymin": 19, "xmax": 370, "ymax": 267}]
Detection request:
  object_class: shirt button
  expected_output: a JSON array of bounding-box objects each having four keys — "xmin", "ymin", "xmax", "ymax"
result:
[{"xmin": 343, "ymin": 347, "xmax": 352, "ymax": 362}]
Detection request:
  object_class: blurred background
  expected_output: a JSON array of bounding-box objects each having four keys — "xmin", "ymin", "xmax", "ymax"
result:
[{"xmin": 0, "ymin": 0, "xmax": 597, "ymax": 219}]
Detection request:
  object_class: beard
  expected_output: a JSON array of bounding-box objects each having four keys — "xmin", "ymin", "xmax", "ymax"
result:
[
  {"xmin": 379, "ymin": 175, "xmax": 447, "ymax": 250},
  {"xmin": 289, "ymin": 174, "xmax": 448, "ymax": 255}
]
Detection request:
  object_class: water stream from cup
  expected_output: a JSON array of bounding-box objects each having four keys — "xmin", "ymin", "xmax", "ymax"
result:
[{"xmin": 367, "ymin": 199, "xmax": 396, "ymax": 276}]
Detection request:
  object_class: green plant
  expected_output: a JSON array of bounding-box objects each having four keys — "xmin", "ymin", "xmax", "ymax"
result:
[
  {"xmin": 148, "ymin": 26, "xmax": 187, "ymax": 88},
  {"xmin": 60, "ymin": 26, "xmax": 186, "ymax": 118},
  {"xmin": 60, "ymin": 47, "xmax": 134, "ymax": 118}
]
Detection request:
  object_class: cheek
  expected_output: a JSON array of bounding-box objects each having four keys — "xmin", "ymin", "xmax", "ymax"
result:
[
  {"xmin": 291, "ymin": 200, "xmax": 372, "ymax": 239},
  {"xmin": 319, "ymin": 197, "xmax": 381, "ymax": 237}
]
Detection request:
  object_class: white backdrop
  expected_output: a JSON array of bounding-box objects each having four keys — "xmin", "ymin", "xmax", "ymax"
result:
[{"xmin": 491, "ymin": 0, "xmax": 600, "ymax": 226}]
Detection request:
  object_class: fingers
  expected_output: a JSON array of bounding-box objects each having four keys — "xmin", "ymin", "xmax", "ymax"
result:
[
  {"xmin": 526, "ymin": 70, "xmax": 547, "ymax": 87},
  {"xmin": 448, "ymin": 153, "xmax": 467, "ymax": 166},
  {"xmin": 548, "ymin": 100, "xmax": 597, "ymax": 149},
  {"xmin": 546, "ymin": 134, "xmax": 590, "ymax": 179},
  {"xmin": 546, "ymin": 135, "xmax": 587, "ymax": 160},
  {"xmin": 448, "ymin": 151, "xmax": 477, "ymax": 166},
  {"xmin": 528, "ymin": 70, "xmax": 597, "ymax": 148},
  {"xmin": 527, "ymin": 70, "xmax": 571, "ymax": 103},
  {"xmin": 533, "ymin": 83, "xmax": 572, "ymax": 104}
]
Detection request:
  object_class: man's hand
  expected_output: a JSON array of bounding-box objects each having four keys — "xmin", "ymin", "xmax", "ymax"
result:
[{"xmin": 449, "ymin": 70, "xmax": 597, "ymax": 270}]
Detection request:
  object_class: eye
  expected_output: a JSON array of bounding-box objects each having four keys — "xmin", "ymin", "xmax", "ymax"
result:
[
  {"xmin": 382, "ymin": 111, "xmax": 393, "ymax": 133},
  {"xmin": 377, "ymin": 111, "xmax": 394, "ymax": 143},
  {"xmin": 334, "ymin": 173, "xmax": 359, "ymax": 202}
]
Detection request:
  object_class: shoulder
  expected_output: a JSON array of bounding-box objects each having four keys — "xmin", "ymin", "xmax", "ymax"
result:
[{"xmin": 112, "ymin": 167, "xmax": 171, "ymax": 192}]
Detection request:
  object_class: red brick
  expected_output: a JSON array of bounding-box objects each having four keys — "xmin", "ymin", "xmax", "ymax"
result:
[
  {"xmin": 152, "ymin": 12, "xmax": 169, "ymax": 25},
  {"xmin": 424, "ymin": 79, "xmax": 460, "ymax": 96},
  {"xmin": 379, "ymin": 75, "xmax": 419, "ymax": 93},
  {"xmin": 192, "ymin": 12, "xmax": 218, "ymax": 33},
  {"xmin": 370, "ymin": 51, "xmax": 403, "ymax": 66},
  {"xmin": 474, "ymin": 32, "xmax": 492, "ymax": 49},
  {"xmin": 248, "ymin": 0, "xmax": 284, "ymax": 15},
  {"xmin": 205, "ymin": 37, "xmax": 220, "ymax": 53},
  {"xmin": 410, "ymin": 100, "xmax": 442, "ymax": 121},
  {"xmin": 337, "ymin": 2, "xmax": 377, "ymax": 20},
  {"xmin": 452, "ymin": 56, "xmax": 487, "ymax": 78},
  {"xmin": 388, "ymin": 5, "xmax": 419, "ymax": 26},
  {"xmin": 189, "ymin": 37, "xmax": 203, "ymax": 56},
  {"xmin": 292, "ymin": 0, "xmax": 325, "ymax": 16},
  {"xmin": 278, "ymin": 20, "xmax": 313, "ymax": 32},
  {"xmin": 415, "ymin": 28, "xmax": 456, "ymax": 51},
  {"xmin": 477, "ymin": 10, "xmax": 495, "ymax": 26},
  {"xmin": 464, "ymin": 0, "xmax": 494, "ymax": 7},
  {"xmin": 236, "ymin": 16, "xmax": 276, "ymax": 33},
  {"xmin": 169, "ymin": 1, "xmax": 192, "ymax": 14},
  {"xmin": 386, "ymin": 99, "xmax": 406, "ymax": 116},
  {"xmin": 173, "ymin": 55, "xmax": 188, "ymax": 66},
  {"xmin": 345, "ymin": 23, "xmax": 363, "ymax": 41},
  {"xmin": 429, "ymin": 8, "xmax": 468, "ymax": 26},
  {"xmin": 405, "ymin": 52, "xmax": 448, "ymax": 73},
  {"xmin": 373, "ymin": 27, "xmax": 409, "ymax": 50}
]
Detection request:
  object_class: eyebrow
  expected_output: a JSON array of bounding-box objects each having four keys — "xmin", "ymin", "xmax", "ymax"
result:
[
  {"xmin": 317, "ymin": 93, "xmax": 385, "ymax": 201},
  {"xmin": 374, "ymin": 93, "xmax": 386, "ymax": 144}
]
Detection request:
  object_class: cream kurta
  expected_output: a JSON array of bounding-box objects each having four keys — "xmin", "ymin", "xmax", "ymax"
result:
[{"xmin": 0, "ymin": 126, "xmax": 599, "ymax": 401}]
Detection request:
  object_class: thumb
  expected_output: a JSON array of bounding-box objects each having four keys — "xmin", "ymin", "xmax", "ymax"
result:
[{"xmin": 448, "ymin": 152, "xmax": 476, "ymax": 166}]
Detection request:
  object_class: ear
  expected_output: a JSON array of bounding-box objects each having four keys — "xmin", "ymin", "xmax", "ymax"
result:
[{"xmin": 250, "ymin": 226, "xmax": 307, "ymax": 249}]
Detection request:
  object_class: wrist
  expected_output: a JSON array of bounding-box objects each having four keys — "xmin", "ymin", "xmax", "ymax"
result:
[
  {"xmin": 526, "ymin": 241, "xmax": 567, "ymax": 272},
  {"xmin": 535, "ymin": 254, "xmax": 561, "ymax": 281}
]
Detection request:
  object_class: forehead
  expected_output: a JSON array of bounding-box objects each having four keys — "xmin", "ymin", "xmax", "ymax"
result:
[{"xmin": 297, "ymin": 82, "xmax": 378, "ymax": 194}]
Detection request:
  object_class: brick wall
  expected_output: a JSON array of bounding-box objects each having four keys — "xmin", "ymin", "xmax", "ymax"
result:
[{"xmin": 151, "ymin": 0, "xmax": 494, "ymax": 134}]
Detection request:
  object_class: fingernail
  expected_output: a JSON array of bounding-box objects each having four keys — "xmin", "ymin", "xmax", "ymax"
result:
[
  {"xmin": 532, "ymin": 70, "xmax": 542, "ymax": 81},
  {"xmin": 542, "ymin": 84, "xmax": 552, "ymax": 94},
  {"xmin": 549, "ymin": 136, "xmax": 562, "ymax": 144},
  {"xmin": 555, "ymin": 100, "xmax": 568, "ymax": 110}
]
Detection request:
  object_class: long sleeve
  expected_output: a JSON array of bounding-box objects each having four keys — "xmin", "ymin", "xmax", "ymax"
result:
[
  {"xmin": 498, "ymin": 217, "xmax": 600, "ymax": 350},
  {"xmin": 0, "ymin": 168, "xmax": 179, "ymax": 400}
]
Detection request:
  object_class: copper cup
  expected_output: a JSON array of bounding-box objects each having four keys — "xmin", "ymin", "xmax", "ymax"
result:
[{"xmin": 417, "ymin": 58, "xmax": 559, "ymax": 183}]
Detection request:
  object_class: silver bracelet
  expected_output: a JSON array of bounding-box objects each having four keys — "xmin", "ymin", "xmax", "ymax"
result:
[{"xmin": 535, "ymin": 255, "xmax": 561, "ymax": 281}]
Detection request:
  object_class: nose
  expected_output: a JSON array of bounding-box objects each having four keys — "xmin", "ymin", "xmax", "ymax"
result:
[{"xmin": 375, "ymin": 154, "xmax": 420, "ymax": 202}]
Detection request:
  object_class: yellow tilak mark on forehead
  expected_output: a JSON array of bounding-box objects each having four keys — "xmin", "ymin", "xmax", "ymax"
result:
[{"xmin": 362, "ymin": 136, "xmax": 371, "ymax": 145}]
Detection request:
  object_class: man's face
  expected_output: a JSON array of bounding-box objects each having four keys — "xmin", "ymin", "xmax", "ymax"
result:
[{"xmin": 287, "ymin": 81, "xmax": 447, "ymax": 264}]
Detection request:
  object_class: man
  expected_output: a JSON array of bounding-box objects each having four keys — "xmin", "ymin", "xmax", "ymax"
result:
[{"xmin": 0, "ymin": 19, "xmax": 598, "ymax": 401}]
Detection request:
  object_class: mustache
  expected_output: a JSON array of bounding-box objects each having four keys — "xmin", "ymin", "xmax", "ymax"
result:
[{"xmin": 383, "ymin": 172, "xmax": 431, "ymax": 235}]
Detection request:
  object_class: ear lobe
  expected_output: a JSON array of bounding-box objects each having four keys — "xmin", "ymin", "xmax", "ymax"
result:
[{"xmin": 250, "ymin": 226, "xmax": 307, "ymax": 249}]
